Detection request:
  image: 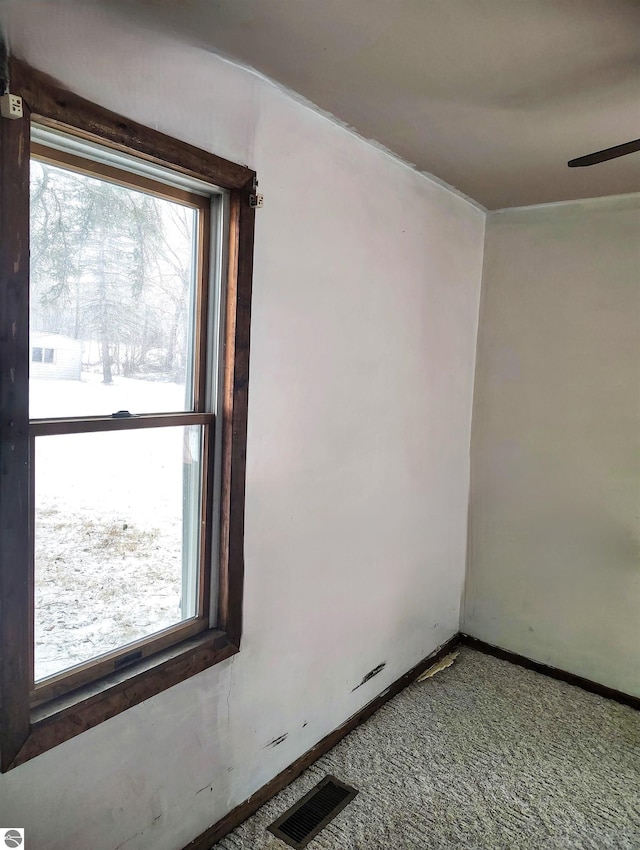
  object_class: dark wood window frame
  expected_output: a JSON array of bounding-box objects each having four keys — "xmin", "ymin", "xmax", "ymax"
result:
[
  {"xmin": 29, "ymin": 143, "xmax": 217, "ymax": 708},
  {"xmin": 0, "ymin": 59, "xmax": 256, "ymax": 771}
]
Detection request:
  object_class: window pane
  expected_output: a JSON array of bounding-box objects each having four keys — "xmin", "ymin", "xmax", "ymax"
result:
[
  {"xmin": 34, "ymin": 426, "xmax": 202, "ymax": 682},
  {"xmin": 44, "ymin": 348, "xmax": 54, "ymax": 363},
  {"xmin": 32, "ymin": 347, "xmax": 43, "ymax": 362},
  {"xmin": 29, "ymin": 158, "xmax": 199, "ymax": 418}
]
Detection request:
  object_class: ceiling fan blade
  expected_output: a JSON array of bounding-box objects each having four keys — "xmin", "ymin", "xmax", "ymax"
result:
[{"xmin": 568, "ymin": 139, "xmax": 640, "ymax": 167}]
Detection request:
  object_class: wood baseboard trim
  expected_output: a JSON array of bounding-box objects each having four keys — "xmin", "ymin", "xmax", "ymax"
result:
[
  {"xmin": 183, "ymin": 634, "xmax": 460, "ymax": 850},
  {"xmin": 460, "ymin": 634, "xmax": 640, "ymax": 712},
  {"xmin": 185, "ymin": 631, "xmax": 638, "ymax": 849}
]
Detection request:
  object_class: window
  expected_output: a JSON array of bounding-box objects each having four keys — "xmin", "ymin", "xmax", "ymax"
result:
[
  {"xmin": 0, "ymin": 59, "xmax": 256, "ymax": 771},
  {"xmin": 31, "ymin": 347, "xmax": 55, "ymax": 363},
  {"xmin": 29, "ymin": 133, "xmax": 217, "ymax": 699}
]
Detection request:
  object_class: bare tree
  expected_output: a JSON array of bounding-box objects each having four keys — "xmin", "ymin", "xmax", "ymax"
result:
[{"xmin": 30, "ymin": 161, "xmax": 196, "ymax": 385}]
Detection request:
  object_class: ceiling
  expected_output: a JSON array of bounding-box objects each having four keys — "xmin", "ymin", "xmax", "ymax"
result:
[{"xmin": 10, "ymin": 0, "xmax": 640, "ymax": 208}]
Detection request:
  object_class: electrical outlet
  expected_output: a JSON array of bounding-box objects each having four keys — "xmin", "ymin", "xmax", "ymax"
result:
[
  {"xmin": 0, "ymin": 93, "xmax": 24, "ymax": 120},
  {"xmin": 249, "ymin": 193, "xmax": 264, "ymax": 209}
]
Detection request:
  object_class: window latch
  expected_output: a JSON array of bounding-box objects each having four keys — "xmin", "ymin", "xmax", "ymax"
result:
[{"xmin": 112, "ymin": 409, "xmax": 134, "ymax": 418}]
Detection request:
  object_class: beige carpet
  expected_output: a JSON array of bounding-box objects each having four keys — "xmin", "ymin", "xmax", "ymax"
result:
[{"xmin": 214, "ymin": 648, "xmax": 640, "ymax": 849}]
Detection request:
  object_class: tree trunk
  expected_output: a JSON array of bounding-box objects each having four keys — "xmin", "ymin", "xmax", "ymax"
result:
[{"xmin": 101, "ymin": 329, "xmax": 113, "ymax": 384}]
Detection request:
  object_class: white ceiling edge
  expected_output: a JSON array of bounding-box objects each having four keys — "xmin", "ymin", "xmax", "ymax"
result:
[
  {"xmin": 491, "ymin": 191, "xmax": 640, "ymax": 217},
  {"xmin": 202, "ymin": 45, "xmax": 488, "ymax": 216},
  {"xmin": 10, "ymin": 8, "xmax": 635, "ymax": 218},
  {"xmin": 416, "ymin": 169, "xmax": 487, "ymax": 214}
]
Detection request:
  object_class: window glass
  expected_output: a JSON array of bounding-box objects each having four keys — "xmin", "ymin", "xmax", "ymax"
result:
[
  {"xmin": 29, "ymin": 159, "xmax": 199, "ymax": 419},
  {"xmin": 32, "ymin": 347, "xmax": 43, "ymax": 362},
  {"xmin": 34, "ymin": 425, "xmax": 202, "ymax": 682}
]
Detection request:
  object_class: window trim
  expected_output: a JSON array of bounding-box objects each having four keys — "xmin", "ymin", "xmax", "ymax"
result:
[
  {"xmin": 0, "ymin": 58, "xmax": 256, "ymax": 771},
  {"xmin": 29, "ymin": 141, "xmax": 216, "ymax": 706}
]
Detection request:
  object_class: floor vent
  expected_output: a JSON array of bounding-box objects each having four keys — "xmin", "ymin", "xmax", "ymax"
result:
[{"xmin": 267, "ymin": 775, "xmax": 358, "ymax": 849}]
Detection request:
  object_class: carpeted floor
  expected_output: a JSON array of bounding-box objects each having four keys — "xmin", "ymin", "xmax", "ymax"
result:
[{"xmin": 213, "ymin": 648, "xmax": 640, "ymax": 850}]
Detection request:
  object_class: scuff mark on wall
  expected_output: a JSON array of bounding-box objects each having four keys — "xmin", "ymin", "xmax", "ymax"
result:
[
  {"xmin": 113, "ymin": 832, "xmax": 144, "ymax": 850},
  {"xmin": 352, "ymin": 662, "xmax": 386, "ymax": 691},
  {"xmin": 196, "ymin": 784, "xmax": 213, "ymax": 796},
  {"xmin": 264, "ymin": 733, "xmax": 288, "ymax": 748}
]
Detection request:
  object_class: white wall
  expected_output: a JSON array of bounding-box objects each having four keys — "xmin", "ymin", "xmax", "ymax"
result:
[
  {"xmin": 465, "ymin": 195, "xmax": 640, "ymax": 696},
  {"xmin": 0, "ymin": 6, "xmax": 485, "ymax": 849}
]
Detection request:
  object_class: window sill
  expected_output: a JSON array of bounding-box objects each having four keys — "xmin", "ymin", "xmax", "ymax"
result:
[{"xmin": 7, "ymin": 630, "xmax": 238, "ymax": 771}]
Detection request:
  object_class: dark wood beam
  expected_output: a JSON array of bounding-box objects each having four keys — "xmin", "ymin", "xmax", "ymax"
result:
[
  {"xmin": 0, "ymin": 97, "xmax": 32, "ymax": 771},
  {"xmin": 10, "ymin": 58, "xmax": 254, "ymax": 190}
]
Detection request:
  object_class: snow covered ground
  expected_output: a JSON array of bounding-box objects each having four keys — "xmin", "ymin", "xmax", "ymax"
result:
[{"xmin": 32, "ymin": 374, "xmax": 199, "ymax": 682}]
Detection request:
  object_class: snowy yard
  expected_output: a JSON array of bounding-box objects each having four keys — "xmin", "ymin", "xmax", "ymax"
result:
[{"xmin": 33, "ymin": 374, "xmax": 198, "ymax": 681}]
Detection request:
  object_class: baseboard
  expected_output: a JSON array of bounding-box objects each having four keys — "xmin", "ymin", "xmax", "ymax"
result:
[
  {"xmin": 460, "ymin": 634, "xmax": 640, "ymax": 711},
  {"xmin": 183, "ymin": 634, "xmax": 460, "ymax": 850},
  {"xmin": 185, "ymin": 630, "xmax": 638, "ymax": 849}
]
